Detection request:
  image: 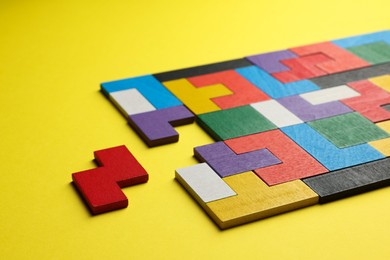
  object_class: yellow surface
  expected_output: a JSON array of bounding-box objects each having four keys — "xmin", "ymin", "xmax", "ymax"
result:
[
  {"xmin": 370, "ymin": 75, "xmax": 390, "ymax": 92},
  {"xmin": 163, "ymin": 79, "xmax": 232, "ymax": 114},
  {"xmin": 1, "ymin": 0, "xmax": 390, "ymax": 259},
  {"xmin": 207, "ymin": 172, "xmax": 319, "ymax": 229},
  {"xmin": 369, "ymin": 121, "xmax": 390, "ymax": 156}
]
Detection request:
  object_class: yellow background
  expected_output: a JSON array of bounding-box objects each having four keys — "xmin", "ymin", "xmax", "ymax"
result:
[{"xmin": 1, "ymin": 0, "xmax": 389, "ymax": 259}]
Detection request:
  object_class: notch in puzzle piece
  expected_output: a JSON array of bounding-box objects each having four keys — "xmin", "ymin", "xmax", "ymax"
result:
[{"xmin": 72, "ymin": 145, "xmax": 148, "ymax": 215}]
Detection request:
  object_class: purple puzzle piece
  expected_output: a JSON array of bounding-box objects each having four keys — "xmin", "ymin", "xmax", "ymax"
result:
[
  {"xmin": 277, "ymin": 95, "xmax": 353, "ymax": 122},
  {"xmin": 194, "ymin": 142, "xmax": 281, "ymax": 178},
  {"xmin": 128, "ymin": 105, "xmax": 195, "ymax": 147},
  {"xmin": 246, "ymin": 50, "xmax": 298, "ymax": 74}
]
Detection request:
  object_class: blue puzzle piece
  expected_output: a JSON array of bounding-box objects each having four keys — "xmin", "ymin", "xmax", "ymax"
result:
[
  {"xmin": 236, "ymin": 66, "xmax": 319, "ymax": 99},
  {"xmin": 333, "ymin": 30, "xmax": 390, "ymax": 48},
  {"xmin": 281, "ymin": 123, "xmax": 384, "ymax": 171},
  {"xmin": 101, "ymin": 75, "xmax": 182, "ymax": 109}
]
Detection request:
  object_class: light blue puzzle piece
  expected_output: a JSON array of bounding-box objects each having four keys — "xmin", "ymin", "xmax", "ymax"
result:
[
  {"xmin": 101, "ymin": 75, "xmax": 182, "ymax": 109},
  {"xmin": 282, "ymin": 123, "xmax": 384, "ymax": 171},
  {"xmin": 236, "ymin": 66, "xmax": 319, "ymax": 99},
  {"xmin": 333, "ymin": 30, "xmax": 390, "ymax": 48}
]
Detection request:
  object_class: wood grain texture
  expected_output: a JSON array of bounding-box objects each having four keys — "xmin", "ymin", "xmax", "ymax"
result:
[
  {"xmin": 196, "ymin": 105, "xmax": 277, "ymax": 141},
  {"xmin": 205, "ymin": 171, "xmax": 319, "ymax": 229},
  {"xmin": 341, "ymin": 79, "xmax": 390, "ymax": 122},
  {"xmin": 347, "ymin": 41, "xmax": 390, "ymax": 64},
  {"xmin": 225, "ymin": 130, "xmax": 328, "ymax": 185},
  {"xmin": 309, "ymin": 62, "xmax": 390, "ymax": 89},
  {"xmin": 300, "ymin": 85, "xmax": 360, "ymax": 105},
  {"xmin": 194, "ymin": 141, "xmax": 280, "ymax": 177},
  {"xmin": 369, "ymin": 75, "xmax": 390, "ymax": 93},
  {"xmin": 246, "ymin": 50, "xmax": 297, "ymax": 74},
  {"xmin": 236, "ymin": 65, "xmax": 319, "ymax": 99},
  {"xmin": 128, "ymin": 105, "xmax": 195, "ymax": 147},
  {"xmin": 163, "ymin": 78, "xmax": 232, "ymax": 115},
  {"xmin": 72, "ymin": 145, "xmax": 148, "ymax": 215},
  {"xmin": 109, "ymin": 88, "xmax": 156, "ymax": 117},
  {"xmin": 332, "ymin": 30, "xmax": 390, "ymax": 48},
  {"xmin": 303, "ymin": 158, "xmax": 390, "ymax": 203},
  {"xmin": 175, "ymin": 163, "xmax": 236, "ymax": 203},
  {"xmin": 308, "ymin": 112, "xmax": 389, "ymax": 148},
  {"xmin": 188, "ymin": 70, "xmax": 270, "ymax": 109}
]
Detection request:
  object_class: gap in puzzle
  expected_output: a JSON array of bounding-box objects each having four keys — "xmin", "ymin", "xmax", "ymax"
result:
[{"xmin": 101, "ymin": 31, "xmax": 390, "ymax": 229}]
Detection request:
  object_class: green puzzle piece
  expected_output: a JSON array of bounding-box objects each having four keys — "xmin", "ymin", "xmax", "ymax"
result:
[
  {"xmin": 197, "ymin": 105, "xmax": 277, "ymax": 141},
  {"xmin": 308, "ymin": 112, "xmax": 390, "ymax": 148},
  {"xmin": 347, "ymin": 41, "xmax": 390, "ymax": 64}
]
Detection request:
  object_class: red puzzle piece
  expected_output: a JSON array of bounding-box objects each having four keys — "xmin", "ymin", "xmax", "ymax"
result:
[
  {"xmin": 188, "ymin": 70, "xmax": 270, "ymax": 109},
  {"xmin": 342, "ymin": 80, "xmax": 390, "ymax": 123},
  {"xmin": 72, "ymin": 145, "xmax": 148, "ymax": 214},
  {"xmin": 225, "ymin": 130, "xmax": 328, "ymax": 186}
]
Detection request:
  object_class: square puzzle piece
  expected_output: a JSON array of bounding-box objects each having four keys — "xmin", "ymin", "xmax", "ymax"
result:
[{"xmin": 101, "ymin": 30, "xmax": 390, "ymax": 229}]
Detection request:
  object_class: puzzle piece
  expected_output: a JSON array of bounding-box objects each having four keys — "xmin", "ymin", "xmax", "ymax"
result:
[
  {"xmin": 101, "ymin": 75, "xmax": 182, "ymax": 109},
  {"xmin": 154, "ymin": 58, "xmax": 253, "ymax": 82},
  {"xmin": 369, "ymin": 120, "xmax": 390, "ymax": 156},
  {"xmin": 162, "ymin": 78, "xmax": 232, "ymax": 114},
  {"xmin": 303, "ymin": 158, "xmax": 390, "ymax": 203},
  {"xmin": 194, "ymin": 142, "xmax": 281, "ymax": 178},
  {"xmin": 282, "ymin": 123, "xmax": 384, "ymax": 171},
  {"xmin": 128, "ymin": 105, "xmax": 195, "ymax": 147},
  {"xmin": 246, "ymin": 50, "xmax": 298, "ymax": 73},
  {"xmin": 272, "ymin": 53, "xmax": 330, "ymax": 83},
  {"xmin": 251, "ymin": 100, "xmax": 303, "ymax": 127},
  {"xmin": 347, "ymin": 41, "xmax": 390, "ymax": 64},
  {"xmin": 109, "ymin": 88, "xmax": 155, "ymax": 117},
  {"xmin": 332, "ymin": 30, "xmax": 390, "ymax": 48},
  {"xmin": 236, "ymin": 65, "xmax": 319, "ymax": 98},
  {"xmin": 277, "ymin": 95, "xmax": 352, "ymax": 122},
  {"xmin": 197, "ymin": 105, "xmax": 277, "ymax": 141},
  {"xmin": 72, "ymin": 145, "xmax": 148, "ymax": 214},
  {"xmin": 370, "ymin": 74, "xmax": 390, "ymax": 93},
  {"xmin": 310, "ymin": 62, "xmax": 390, "ymax": 89},
  {"xmin": 225, "ymin": 130, "xmax": 328, "ymax": 186},
  {"xmin": 341, "ymin": 79, "xmax": 390, "ymax": 122},
  {"xmin": 308, "ymin": 112, "xmax": 389, "ymax": 148},
  {"xmin": 291, "ymin": 41, "xmax": 370, "ymax": 74},
  {"xmin": 300, "ymin": 85, "xmax": 360, "ymax": 105},
  {"xmin": 205, "ymin": 171, "xmax": 319, "ymax": 229},
  {"xmin": 187, "ymin": 70, "xmax": 270, "ymax": 109},
  {"xmin": 175, "ymin": 163, "xmax": 236, "ymax": 203}
]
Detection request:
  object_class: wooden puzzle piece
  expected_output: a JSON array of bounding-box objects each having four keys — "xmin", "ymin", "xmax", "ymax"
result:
[
  {"xmin": 205, "ymin": 171, "xmax": 319, "ymax": 229},
  {"xmin": 341, "ymin": 79, "xmax": 390, "ymax": 122},
  {"xmin": 162, "ymin": 78, "xmax": 232, "ymax": 115},
  {"xmin": 196, "ymin": 105, "xmax": 277, "ymax": 141},
  {"xmin": 246, "ymin": 50, "xmax": 298, "ymax": 73},
  {"xmin": 272, "ymin": 53, "xmax": 330, "ymax": 83},
  {"xmin": 236, "ymin": 65, "xmax": 319, "ymax": 98},
  {"xmin": 300, "ymin": 85, "xmax": 360, "ymax": 105},
  {"xmin": 187, "ymin": 70, "xmax": 270, "ymax": 109},
  {"xmin": 72, "ymin": 145, "xmax": 148, "ymax": 214},
  {"xmin": 282, "ymin": 123, "xmax": 384, "ymax": 171},
  {"xmin": 225, "ymin": 130, "xmax": 328, "ymax": 186},
  {"xmin": 347, "ymin": 41, "xmax": 390, "ymax": 64},
  {"xmin": 194, "ymin": 142, "xmax": 281, "ymax": 178},
  {"xmin": 308, "ymin": 112, "xmax": 389, "ymax": 148},
  {"xmin": 384, "ymin": 104, "xmax": 390, "ymax": 112},
  {"xmin": 310, "ymin": 61, "xmax": 390, "ymax": 89},
  {"xmin": 250, "ymin": 100, "xmax": 303, "ymax": 127},
  {"xmin": 290, "ymin": 42, "xmax": 370, "ymax": 74},
  {"xmin": 303, "ymin": 158, "xmax": 390, "ymax": 203},
  {"xmin": 128, "ymin": 105, "xmax": 195, "ymax": 147},
  {"xmin": 175, "ymin": 163, "xmax": 236, "ymax": 203},
  {"xmin": 369, "ymin": 120, "xmax": 390, "ymax": 156},
  {"xmin": 101, "ymin": 75, "xmax": 182, "ymax": 109},
  {"xmin": 332, "ymin": 30, "xmax": 390, "ymax": 48},
  {"xmin": 154, "ymin": 58, "xmax": 252, "ymax": 82},
  {"xmin": 277, "ymin": 95, "xmax": 352, "ymax": 122},
  {"xmin": 370, "ymin": 74, "xmax": 390, "ymax": 93},
  {"xmin": 109, "ymin": 88, "xmax": 156, "ymax": 117}
]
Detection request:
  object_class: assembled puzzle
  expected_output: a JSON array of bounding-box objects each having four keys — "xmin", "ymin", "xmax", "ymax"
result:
[{"xmin": 98, "ymin": 31, "xmax": 390, "ymax": 229}]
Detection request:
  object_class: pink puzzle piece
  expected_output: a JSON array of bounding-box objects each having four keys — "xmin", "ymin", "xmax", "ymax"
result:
[{"xmin": 72, "ymin": 145, "xmax": 148, "ymax": 215}]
